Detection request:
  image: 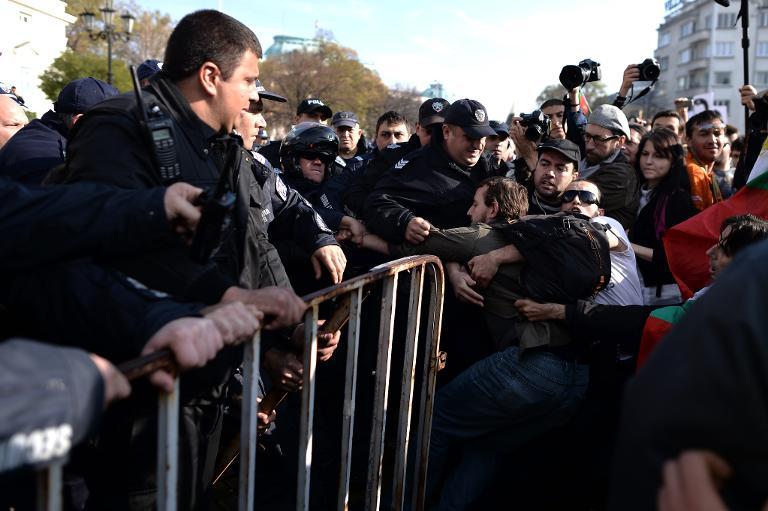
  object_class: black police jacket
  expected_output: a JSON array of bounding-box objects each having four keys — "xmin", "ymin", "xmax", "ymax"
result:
[
  {"xmin": 343, "ymin": 134, "xmax": 422, "ymax": 217},
  {"xmin": 0, "ymin": 110, "xmax": 69, "ymax": 185},
  {"xmin": 64, "ymin": 73, "xmax": 335, "ymax": 302},
  {"xmin": 0, "ymin": 176, "xmax": 171, "ymax": 270},
  {"xmin": 363, "ymin": 135, "xmax": 487, "ymax": 243}
]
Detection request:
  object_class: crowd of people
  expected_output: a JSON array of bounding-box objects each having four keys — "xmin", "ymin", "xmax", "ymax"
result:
[{"xmin": 2, "ymin": 8, "xmax": 768, "ymax": 511}]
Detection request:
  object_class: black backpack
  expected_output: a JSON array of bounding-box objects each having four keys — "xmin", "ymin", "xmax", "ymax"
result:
[{"xmin": 497, "ymin": 212, "xmax": 611, "ymax": 303}]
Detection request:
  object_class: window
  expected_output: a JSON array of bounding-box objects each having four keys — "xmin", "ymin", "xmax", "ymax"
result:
[
  {"xmin": 680, "ymin": 48, "xmax": 692, "ymax": 64},
  {"xmin": 18, "ymin": 11, "xmax": 31, "ymax": 23},
  {"xmin": 759, "ymin": 42, "xmax": 768, "ymax": 56},
  {"xmin": 659, "ymin": 56, "xmax": 669, "ymax": 71},
  {"xmin": 704, "ymin": 16, "xmax": 712, "ymax": 29},
  {"xmin": 681, "ymin": 20, "xmax": 695, "ymax": 37},
  {"xmin": 717, "ymin": 13, "xmax": 736, "ymax": 28},
  {"xmin": 756, "ymin": 71, "xmax": 768, "ymax": 85},
  {"xmin": 760, "ymin": 11, "xmax": 768, "ymax": 27},
  {"xmin": 659, "ymin": 31, "xmax": 671, "ymax": 47},
  {"xmin": 714, "ymin": 99, "xmax": 730, "ymax": 110},
  {"xmin": 714, "ymin": 72, "xmax": 732, "ymax": 85},
  {"xmin": 714, "ymin": 42, "xmax": 734, "ymax": 57},
  {"xmin": 677, "ymin": 76, "xmax": 690, "ymax": 90}
]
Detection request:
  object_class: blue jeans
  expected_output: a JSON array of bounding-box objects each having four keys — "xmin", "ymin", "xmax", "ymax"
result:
[{"xmin": 426, "ymin": 346, "xmax": 589, "ymax": 511}]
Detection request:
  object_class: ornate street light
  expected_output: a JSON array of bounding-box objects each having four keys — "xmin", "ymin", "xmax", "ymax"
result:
[{"xmin": 79, "ymin": 2, "xmax": 135, "ymax": 85}]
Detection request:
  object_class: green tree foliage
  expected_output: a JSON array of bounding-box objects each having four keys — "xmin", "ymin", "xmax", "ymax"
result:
[
  {"xmin": 259, "ymin": 42, "xmax": 390, "ymax": 135},
  {"xmin": 39, "ymin": 50, "xmax": 132, "ymax": 101}
]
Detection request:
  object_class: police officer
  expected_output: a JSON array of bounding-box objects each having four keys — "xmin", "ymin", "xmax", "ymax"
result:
[
  {"xmin": 343, "ymin": 98, "xmax": 450, "ymax": 216},
  {"xmin": 364, "ymin": 98, "xmax": 494, "ymax": 244},
  {"xmin": 60, "ymin": 10, "xmax": 343, "ymax": 508},
  {"xmin": 258, "ymin": 97, "xmax": 334, "ymax": 169},
  {"xmin": 0, "ymin": 77, "xmax": 118, "ymax": 185},
  {"xmin": 484, "ymin": 120, "xmax": 514, "ymax": 177}
]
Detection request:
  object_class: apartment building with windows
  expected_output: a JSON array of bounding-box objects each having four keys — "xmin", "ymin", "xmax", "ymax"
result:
[{"xmin": 654, "ymin": 0, "xmax": 768, "ymax": 130}]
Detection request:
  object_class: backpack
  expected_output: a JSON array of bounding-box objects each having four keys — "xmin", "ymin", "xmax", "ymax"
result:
[{"xmin": 497, "ymin": 212, "xmax": 611, "ymax": 303}]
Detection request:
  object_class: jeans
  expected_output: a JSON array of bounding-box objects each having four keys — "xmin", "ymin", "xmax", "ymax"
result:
[{"xmin": 426, "ymin": 346, "xmax": 589, "ymax": 511}]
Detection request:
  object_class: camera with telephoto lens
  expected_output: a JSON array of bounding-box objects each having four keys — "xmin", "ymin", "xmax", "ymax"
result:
[
  {"xmin": 636, "ymin": 58, "xmax": 661, "ymax": 81},
  {"xmin": 559, "ymin": 59, "xmax": 602, "ymax": 91},
  {"xmin": 519, "ymin": 110, "xmax": 551, "ymax": 141}
]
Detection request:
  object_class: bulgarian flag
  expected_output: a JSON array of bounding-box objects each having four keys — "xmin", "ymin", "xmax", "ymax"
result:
[
  {"xmin": 636, "ymin": 300, "xmax": 695, "ymax": 369},
  {"xmin": 663, "ymin": 140, "xmax": 768, "ymax": 298}
]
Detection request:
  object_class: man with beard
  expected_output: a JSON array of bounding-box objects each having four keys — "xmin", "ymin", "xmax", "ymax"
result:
[
  {"xmin": 526, "ymin": 138, "xmax": 581, "ymax": 215},
  {"xmin": 579, "ymin": 104, "xmax": 639, "ymax": 230}
]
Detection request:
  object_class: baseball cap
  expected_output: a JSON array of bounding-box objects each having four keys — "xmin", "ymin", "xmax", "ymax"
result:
[
  {"xmin": 255, "ymin": 79, "xmax": 286, "ymax": 103},
  {"xmin": 0, "ymin": 82, "xmax": 25, "ymax": 107},
  {"xmin": 537, "ymin": 138, "xmax": 581, "ymax": 164},
  {"xmin": 136, "ymin": 59, "xmax": 162, "ymax": 81},
  {"xmin": 418, "ymin": 98, "xmax": 450, "ymax": 126},
  {"xmin": 297, "ymin": 98, "xmax": 332, "ymax": 120},
  {"xmin": 54, "ymin": 77, "xmax": 119, "ymax": 114},
  {"xmin": 443, "ymin": 98, "xmax": 496, "ymax": 139},
  {"xmin": 588, "ymin": 104, "xmax": 630, "ymax": 138},
  {"xmin": 331, "ymin": 111, "xmax": 359, "ymax": 128},
  {"xmin": 489, "ymin": 121, "xmax": 509, "ymax": 140}
]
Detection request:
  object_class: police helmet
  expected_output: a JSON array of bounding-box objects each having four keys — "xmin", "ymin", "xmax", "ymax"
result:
[{"xmin": 279, "ymin": 122, "xmax": 339, "ymax": 176}]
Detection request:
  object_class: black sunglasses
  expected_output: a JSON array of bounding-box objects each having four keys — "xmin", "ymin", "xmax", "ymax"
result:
[
  {"xmin": 297, "ymin": 151, "xmax": 334, "ymax": 164},
  {"xmin": 561, "ymin": 189, "xmax": 600, "ymax": 206}
]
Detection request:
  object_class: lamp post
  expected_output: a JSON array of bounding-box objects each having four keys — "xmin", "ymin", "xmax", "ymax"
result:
[{"xmin": 79, "ymin": 0, "xmax": 135, "ymax": 85}]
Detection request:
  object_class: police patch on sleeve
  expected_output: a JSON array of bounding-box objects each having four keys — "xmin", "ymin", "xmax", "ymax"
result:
[
  {"xmin": 394, "ymin": 158, "xmax": 409, "ymax": 170},
  {"xmin": 275, "ymin": 176, "xmax": 288, "ymax": 201}
]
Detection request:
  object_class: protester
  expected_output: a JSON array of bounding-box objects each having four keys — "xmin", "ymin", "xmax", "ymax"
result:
[{"xmin": 630, "ymin": 128, "xmax": 698, "ymax": 305}]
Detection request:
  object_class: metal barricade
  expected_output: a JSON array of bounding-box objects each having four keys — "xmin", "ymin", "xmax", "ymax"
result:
[{"xmin": 31, "ymin": 254, "xmax": 443, "ymax": 511}]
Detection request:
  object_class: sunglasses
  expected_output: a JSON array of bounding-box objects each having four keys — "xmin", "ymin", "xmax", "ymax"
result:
[
  {"xmin": 561, "ymin": 189, "xmax": 600, "ymax": 206},
  {"xmin": 297, "ymin": 151, "xmax": 334, "ymax": 164}
]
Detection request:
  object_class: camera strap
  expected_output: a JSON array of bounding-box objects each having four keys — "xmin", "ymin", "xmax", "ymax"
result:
[{"xmin": 627, "ymin": 79, "xmax": 658, "ymax": 105}]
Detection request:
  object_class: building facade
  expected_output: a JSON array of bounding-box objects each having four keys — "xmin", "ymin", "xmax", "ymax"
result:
[
  {"xmin": 654, "ymin": 0, "xmax": 768, "ymax": 130},
  {"xmin": 0, "ymin": 0, "xmax": 75, "ymax": 116}
]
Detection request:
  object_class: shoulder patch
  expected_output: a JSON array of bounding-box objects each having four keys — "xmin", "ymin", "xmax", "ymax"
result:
[
  {"xmin": 335, "ymin": 156, "xmax": 346, "ymax": 167},
  {"xmin": 275, "ymin": 176, "xmax": 288, "ymax": 201},
  {"xmin": 386, "ymin": 143, "xmax": 401, "ymax": 149},
  {"xmin": 394, "ymin": 159, "xmax": 409, "ymax": 170}
]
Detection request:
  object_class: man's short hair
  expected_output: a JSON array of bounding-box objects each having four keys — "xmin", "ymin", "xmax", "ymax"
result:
[
  {"xmin": 685, "ymin": 110, "xmax": 723, "ymax": 139},
  {"xmin": 725, "ymin": 124, "xmax": 739, "ymax": 138},
  {"xmin": 719, "ymin": 214, "xmax": 768, "ymax": 257},
  {"xmin": 629, "ymin": 122, "xmax": 648, "ymax": 138},
  {"xmin": 163, "ymin": 10, "xmax": 262, "ymax": 81},
  {"xmin": 375, "ymin": 110, "xmax": 408, "ymax": 133},
  {"xmin": 571, "ymin": 178, "xmax": 602, "ymax": 202},
  {"xmin": 479, "ymin": 177, "xmax": 528, "ymax": 223},
  {"xmin": 651, "ymin": 110, "xmax": 683, "ymax": 127},
  {"xmin": 540, "ymin": 98, "xmax": 564, "ymax": 110}
]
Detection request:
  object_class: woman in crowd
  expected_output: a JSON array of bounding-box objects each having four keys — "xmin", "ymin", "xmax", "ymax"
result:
[{"xmin": 630, "ymin": 128, "xmax": 698, "ymax": 305}]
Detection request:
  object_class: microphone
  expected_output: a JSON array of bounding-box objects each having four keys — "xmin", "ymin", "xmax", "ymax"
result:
[{"xmin": 714, "ymin": 0, "xmax": 730, "ymax": 6}]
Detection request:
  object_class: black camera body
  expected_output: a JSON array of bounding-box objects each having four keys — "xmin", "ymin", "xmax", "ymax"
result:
[
  {"xmin": 637, "ymin": 58, "xmax": 661, "ymax": 81},
  {"xmin": 189, "ymin": 188, "xmax": 236, "ymax": 263},
  {"xmin": 559, "ymin": 59, "xmax": 601, "ymax": 91},
  {"xmin": 519, "ymin": 110, "xmax": 551, "ymax": 141}
]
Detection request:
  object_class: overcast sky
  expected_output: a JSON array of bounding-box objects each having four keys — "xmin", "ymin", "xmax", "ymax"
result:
[{"xmin": 136, "ymin": 0, "xmax": 668, "ymax": 119}]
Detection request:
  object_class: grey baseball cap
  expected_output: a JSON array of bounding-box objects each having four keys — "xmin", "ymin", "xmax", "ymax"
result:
[{"xmin": 587, "ymin": 104, "xmax": 630, "ymax": 138}]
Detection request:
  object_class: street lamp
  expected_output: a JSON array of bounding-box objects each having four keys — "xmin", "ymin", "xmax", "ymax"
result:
[{"xmin": 79, "ymin": 1, "xmax": 135, "ymax": 85}]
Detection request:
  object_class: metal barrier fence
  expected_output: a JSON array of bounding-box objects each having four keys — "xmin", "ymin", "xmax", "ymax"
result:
[{"xmin": 33, "ymin": 254, "xmax": 444, "ymax": 511}]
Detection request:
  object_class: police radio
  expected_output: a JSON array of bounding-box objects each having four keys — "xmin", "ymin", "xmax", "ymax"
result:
[{"xmin": 130, "ymin": 65, "xmax": 182, "ymax": 184}]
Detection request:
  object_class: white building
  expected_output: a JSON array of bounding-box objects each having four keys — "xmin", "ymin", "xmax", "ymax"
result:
[
  {"xmin": 0, "ymin": 0, "xmax": 75, "ymax": 115},
  {"xmin": 654, "ymin": 0, "xmax": 768, "ymax": 130}
]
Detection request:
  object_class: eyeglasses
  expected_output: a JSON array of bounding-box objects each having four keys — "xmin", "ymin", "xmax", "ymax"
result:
[
  {"xmin": 583, "ymin": 132, "xmax": 619, "ymax": 144},
  {"xmin": 561, "ymin": 189, "xmax": 600, "ymax": 206}
]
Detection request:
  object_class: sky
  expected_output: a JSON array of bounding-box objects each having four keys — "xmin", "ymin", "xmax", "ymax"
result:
[{"xmin": 135, "ymin": 0, "xmax": 668, "ymax": 120}]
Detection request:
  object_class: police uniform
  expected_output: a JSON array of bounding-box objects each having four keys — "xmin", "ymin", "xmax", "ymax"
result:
[
  {"xmin": 344, "ymin": 134, "xmax": 422, "ymax": 217},
  {"xmin": 363, "ymin": 135, "xmax": 487, "ymax": 243},
  {"xmin": 65, "ymin": 72, "xmax": 336, "ymax": 300}
]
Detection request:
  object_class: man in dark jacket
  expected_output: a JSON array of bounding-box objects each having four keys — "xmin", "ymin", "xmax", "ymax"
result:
[
  {"xmin": 364, "ymin": 98, "xmax": 493, "ymax": 244},
  {"xmin": 0, "ymin": 77, "xmax": 118, "ymax": 184},
  {"xmin": 578, "ymin": 104, "xmax": 639, "ymax": 230}
]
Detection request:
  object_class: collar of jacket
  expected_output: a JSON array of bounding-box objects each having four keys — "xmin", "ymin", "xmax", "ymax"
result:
[
  {"xmin": 40, "ymin": 110, "xmax": 70, "ymax": 139},
  {"xmin": 148, "ymin": 73, "xmax": 220, "ymax": 160}
]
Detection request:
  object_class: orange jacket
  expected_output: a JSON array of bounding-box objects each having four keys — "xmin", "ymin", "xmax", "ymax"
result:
[{"xmin": 685, "ymin": 152, "xmax": 722, "ymax": 211}]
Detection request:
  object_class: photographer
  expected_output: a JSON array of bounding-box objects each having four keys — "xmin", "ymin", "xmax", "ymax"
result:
[{"xmin": 612, "ymin": 60, "xmax": 660, "ymax": 110}]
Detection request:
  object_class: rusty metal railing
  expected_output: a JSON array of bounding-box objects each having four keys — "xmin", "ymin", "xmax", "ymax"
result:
[{"xmin": 30, "ymin": 254, "xmax": 443, "ymax": 511}]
